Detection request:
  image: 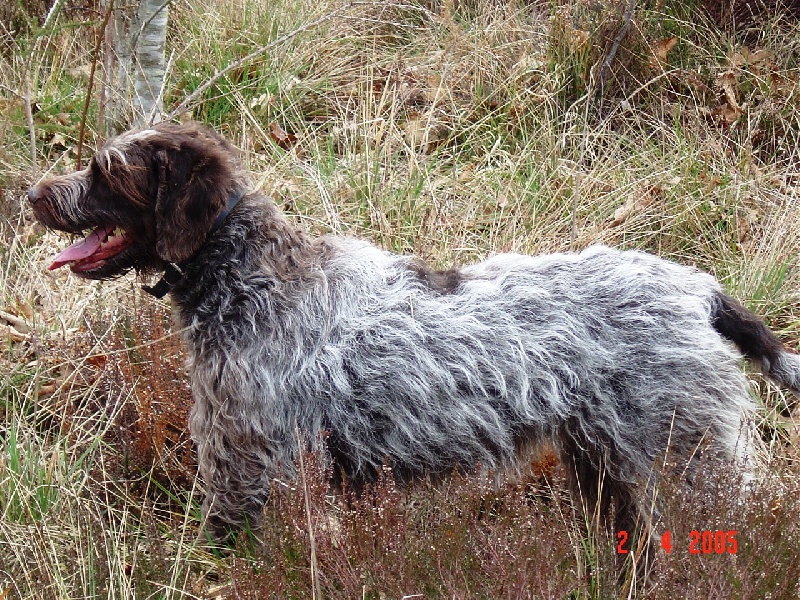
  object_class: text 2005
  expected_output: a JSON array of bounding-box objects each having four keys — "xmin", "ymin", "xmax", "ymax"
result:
[{"xmin": 616, "ymin": 530, "xmax": 738, "ymax": 554}]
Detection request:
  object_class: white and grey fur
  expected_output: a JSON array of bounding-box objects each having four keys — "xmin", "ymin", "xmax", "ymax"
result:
[{"xmin": 27, "ymin": 123, "xmax": 800, "ymax": 550}]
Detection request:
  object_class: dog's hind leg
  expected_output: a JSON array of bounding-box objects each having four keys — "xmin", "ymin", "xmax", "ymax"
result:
[{"xmin": 558, "ymin": 431, "xmax": 659, "ymax": 583}]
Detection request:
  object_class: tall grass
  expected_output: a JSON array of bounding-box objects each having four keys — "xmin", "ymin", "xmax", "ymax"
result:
[{"xmin": 2, "ymin": 0, "xmax": 800, "ymax": 597}]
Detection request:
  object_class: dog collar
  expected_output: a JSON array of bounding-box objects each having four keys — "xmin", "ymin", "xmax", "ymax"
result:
[{"xmin": 142, "ymin": 190, "xmax": 244, "ymax": 298}]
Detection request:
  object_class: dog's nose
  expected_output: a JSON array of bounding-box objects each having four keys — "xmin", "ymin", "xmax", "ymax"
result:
[{"xmin": 27, "ymin": 185, "xmax": 44, "ymax": 205}]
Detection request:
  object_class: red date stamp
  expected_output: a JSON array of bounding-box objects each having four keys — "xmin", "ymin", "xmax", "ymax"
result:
[{"xmin": 617, "ymin": 530, "xmax": 738, "ymax": 555}]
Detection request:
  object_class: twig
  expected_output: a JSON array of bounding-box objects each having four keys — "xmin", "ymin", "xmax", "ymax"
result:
[
  {"xmin": 0, "ymin": 83, "xmax": 24, "ymax": 98},
  {"xmin": 77, "ymin": 0, "xmax": 114, "ymax": 169},
  {"xmin": 0, "ymin": 323, "xmax": 30, "ymax": 343},
  {"xmin": 0, "ymin": 309, "xmax": 29, "ymax": 333},
  {"xmin": 166, "ymin": 1, "xmax": 354, "ymax": 120},
  {"xmin": 295, "ymin": 425, "xmax": 323, "ymax": 600},
  {"xmin": 23, "ymin": 74, "xmax": 38, "ymax": 176},
  {"xmin": 42, "ymin": 0, "xmax": 69, "ymax": 30},
  {"xmin": 567, "ymin": 0, "xmax": 636, "ymax": 244},
  {"xmin": 594, "ymin": 0, "xmax": 637, "ymax": 99}
]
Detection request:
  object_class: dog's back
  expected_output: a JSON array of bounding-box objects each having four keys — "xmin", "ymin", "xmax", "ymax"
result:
[{"xmin": 307, "ymin": 244, "xmax": 763, "ymax": 477}]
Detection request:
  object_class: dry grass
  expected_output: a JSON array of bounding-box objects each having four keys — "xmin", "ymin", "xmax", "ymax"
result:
[{"xmin": 2, "ymin": 0, "xmax": 800, "ymax": 597}]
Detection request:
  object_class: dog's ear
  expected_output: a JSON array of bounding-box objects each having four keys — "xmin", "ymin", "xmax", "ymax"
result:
[{"xmin": 153, "ymin": 137, "xmax": 231, "ymax": 263}]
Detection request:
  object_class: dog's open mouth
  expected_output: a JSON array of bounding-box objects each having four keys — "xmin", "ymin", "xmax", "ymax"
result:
[{"xmin": 49, "ymin": 225, "xmax": 133, "ymax": 273}]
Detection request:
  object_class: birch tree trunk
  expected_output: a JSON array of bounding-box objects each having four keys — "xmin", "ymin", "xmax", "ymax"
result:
[
  {"xmin": 104, "ymin": 0, "xmax": 169, "ymax": 133},
  {"xmin": 132, "ymin": 0, "xmax": 168, "ymax": 125}
]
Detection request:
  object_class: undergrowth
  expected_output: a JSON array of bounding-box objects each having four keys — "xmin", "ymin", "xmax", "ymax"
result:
[
  {"xmin": 229, "ymin": 458, "xmax": 800, "ymax": 599},
  {"xmin": 2, "ymin": 0, "xmax": 800, "ymax": 597}
]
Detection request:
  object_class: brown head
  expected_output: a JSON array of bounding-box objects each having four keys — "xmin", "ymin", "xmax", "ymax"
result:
[{"xmin": 27, "ymin": 122, "xmax": 245, "ymax": 280}]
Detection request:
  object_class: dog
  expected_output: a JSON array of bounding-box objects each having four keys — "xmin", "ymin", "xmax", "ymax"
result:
[{"xmin": 28, "ymin": 122, "xmax": 800, "ymax": 552}]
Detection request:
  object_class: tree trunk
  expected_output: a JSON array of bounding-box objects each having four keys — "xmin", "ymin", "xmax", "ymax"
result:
[
  {"xmin": 132, "ymin": 0, "xmax": 169, "ymax": 125},
  {"xmin": 104, "ymin": 0, "xmax": 169, "ymax": 133}
]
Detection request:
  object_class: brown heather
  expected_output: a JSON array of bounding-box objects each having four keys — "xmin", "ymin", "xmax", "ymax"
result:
[{"xmin": 101, "ymin": 302, "xmax": 197, "ymax": 493}]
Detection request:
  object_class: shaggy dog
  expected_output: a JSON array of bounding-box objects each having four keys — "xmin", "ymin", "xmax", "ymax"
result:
[{"xmin": 28, "ymin": 122, "xmax": 800, "ymax": 552}]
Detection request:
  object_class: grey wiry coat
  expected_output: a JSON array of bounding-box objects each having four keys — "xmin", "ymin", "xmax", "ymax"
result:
[{"xmin": 28, "ymin": 122, "xmax": 800, "ymax": 546}]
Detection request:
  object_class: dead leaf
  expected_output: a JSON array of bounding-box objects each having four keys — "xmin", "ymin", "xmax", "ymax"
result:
[
  {"xmin": 714, "ymin": 70, "xmax": 743, "ymax": 125},
  {"xmin": 37, "ymin": 383, "xmax": 57, "ymax": 397},
  {"xmin": 650, "ymin": 36, "xmax": 677, "ymax": 68},
  {"xmin": 229, "ymin": 63, "xmax": 258, "ymax": 84},
  {"xmin": 0, "ymin": 97, "xmax": 20, "ymax": 115},
  {"xmin": 731, "ymin": 47, "xmax": 774, "ymax": 73},
  {"xmin": 770, "ymin": 72, "xmax": 798, "ymax": 97},
  {"xmin": 249, "ymin": 92, "xmax": 274, "ymax": 111},
  {"xmin": 683, "ymin": 70, "xmax": 711, "ymax": 95},
  {"xmin": 607, "ymin": 189, "xmax": 657, "ymax": 228},
  {"xmin": 718, "ymin": 70, "xmax": 740, "ymax": 110},
  {"xmin": 49, "ymin": 132, "xmax": 67, "ymax": 149},
  {"xmin": 712, "ymin": 102, "xmax": 742, "ymax": 125},
  {"xmin": 14, "ymin": 299, "xmax": 33, "ymax": 320},
  {"xmin": 568, "ymin": 27, "xmax": 590, "ymax": 51},
  {"xmin": 403, "ymin": 112, "xmax": 448, "ymax": 154},
  {"xmin": 699, "ymin": 171, "xmax": 723, "ymax": 191},
  {"xmin": 736, "ymin": 206, "xmax": 759, "ymax": 243},
  {"xmin": 67, "ymin": 64, "xmax": 93, "ymax": 80},
  {"xmin": 87, "ymin": 354, "xmax": 108, "ymax": 368},
  {"xmin": 1, "ymin": 309, "xmax": 29, "ymax": 333},
  {"xmin": 268, "ymin": 122, "xmax": 297, "ymax": 151},
  {"xmin": 0, "ymin": 322, "xmax": 28, "ymax": 343}
]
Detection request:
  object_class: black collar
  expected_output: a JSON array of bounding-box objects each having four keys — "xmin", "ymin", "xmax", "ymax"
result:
[{"xmin": 142, "ymin": 190, "xmax": 244, "ymax": 298}]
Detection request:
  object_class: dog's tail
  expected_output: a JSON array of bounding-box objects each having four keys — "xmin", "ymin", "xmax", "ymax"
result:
[{"xmin": 711, "ymin": 291, "xmax": 800, "ymax": 394}]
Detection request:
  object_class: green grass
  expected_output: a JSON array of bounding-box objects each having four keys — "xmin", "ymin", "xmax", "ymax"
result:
[
  {"xmin": 1, "ymin": 423, "xmax": 59, "ymax": 522},
  {"xmin": 2, "ymin": 0, "xmax": 800, "ymax": 597}
]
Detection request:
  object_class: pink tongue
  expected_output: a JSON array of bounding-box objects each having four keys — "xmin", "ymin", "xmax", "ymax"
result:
[{"xmin": 49, "ymin": 226, "xmax": 114, "ymax": 270}]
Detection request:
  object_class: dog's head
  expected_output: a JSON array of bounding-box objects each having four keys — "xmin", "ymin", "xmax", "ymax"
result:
[{"xmin": 28, "ymin": 122, "xmax": 242, "ymax": 279}]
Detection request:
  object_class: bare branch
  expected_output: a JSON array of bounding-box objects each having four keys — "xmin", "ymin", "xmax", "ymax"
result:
[
  {"xmin": 77, "ymin": 0, "xmax": 115, "ymax": 169},
  {"xmin": 594, "ymin": 0, "xmax": 637, "ymax": 99},
  {"xmin": 42, "ymin": 0, "xmax": 70, "ymax": 30},
  {"xmin": 23, "ymin": 75, "xmax": 38, "ymax": 176},
  {"xmin": 0, "ymin": 83, "xmax": 24, "ymax": 99}
]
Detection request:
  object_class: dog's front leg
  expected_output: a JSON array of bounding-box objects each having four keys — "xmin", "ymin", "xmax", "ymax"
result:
[{"xmin": 191, "ymin": 415, "xmax": 275, "ymax": 546}]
